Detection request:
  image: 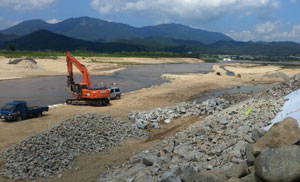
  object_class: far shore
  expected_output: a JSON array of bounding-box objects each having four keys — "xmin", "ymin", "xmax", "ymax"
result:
[{"xmin": 0, "ymin": 56, "xmax": 204, "ymax": 81}]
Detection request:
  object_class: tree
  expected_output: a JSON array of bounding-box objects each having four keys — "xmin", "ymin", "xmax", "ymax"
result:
[{"xmin": 8, "ymin": 43, "xmax": 16, "ymax": 51}]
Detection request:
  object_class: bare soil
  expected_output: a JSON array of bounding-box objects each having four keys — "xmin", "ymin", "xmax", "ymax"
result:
[
  {"xmin": 0, "ymin": 63, "xmax": 300, "ymax": 182},
  {"xmin": 0, "ymin": 56, "xmax": 203, "ymax": 80}
]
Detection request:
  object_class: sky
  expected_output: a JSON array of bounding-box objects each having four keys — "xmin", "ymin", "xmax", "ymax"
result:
[{"xmin": 0, "ymin": 0, "xmax": 300, "ymax": 42}]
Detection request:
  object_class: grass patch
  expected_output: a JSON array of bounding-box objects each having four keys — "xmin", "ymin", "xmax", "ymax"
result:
[
  {"xmin": 201, "ymin": 57, "xmax": 218, "ymax": 63},
  {"xmin": 0, "ymin": 50, "xmax": 199, "ymax": 59},
  {"xmin": 90, "ymin": 59, "xmax": 143, "ymax": 65},
  {"xmin": 278, "ymin": 64, "xmax": 300, "ymax": 69}
]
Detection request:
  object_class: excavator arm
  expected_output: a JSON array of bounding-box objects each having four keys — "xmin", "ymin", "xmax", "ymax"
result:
[
  {"xmin": 65, "ymin": 52, "xmax": 111, "ymax": 106},
  {"xmin": 66, "ymin": 52, "xmax": 91, "ymax": 89}
]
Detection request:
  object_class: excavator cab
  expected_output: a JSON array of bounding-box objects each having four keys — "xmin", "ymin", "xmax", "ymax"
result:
[{"xmin": 70, "ymin": 83, "xmax": 88, "ymax": 96}]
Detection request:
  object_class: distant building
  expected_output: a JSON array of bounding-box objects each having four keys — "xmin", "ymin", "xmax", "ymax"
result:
[{"xmin": 223, "ymin": 58, "xmax": 232, "ymax": 61}]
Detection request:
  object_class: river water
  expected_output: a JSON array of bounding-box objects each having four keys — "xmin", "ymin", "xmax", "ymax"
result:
[{"xmin": 0, "ymin": 63, "xmax": 218, "ymax": 107}]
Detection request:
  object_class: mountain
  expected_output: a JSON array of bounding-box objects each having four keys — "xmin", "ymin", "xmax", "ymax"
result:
[
  {"xmin": 1, "ymin": 20, "xmax": 52, "ymax": 36},
  {"xmin": 1, "ymin": 30, "xmax": 145, "ymax": 52},
  {"xmin": 0, "ymin": 33, "xmax": 19, "ymax": 42},
  {"xmin": 0, "ymin": 16, "xmax": 232, "ymax": 44},
  {"xmin": 0, "ymin": 33, "xmax": 19, "ymax": 48},
  {"xmin": 117, "ymin": 36, "xmax": 208, "ymax": 51},
  {"xmin": 209, "ymin": 41, "xmax": 300, "ymax": 56},
  {"xmin": 1, "ymin": 28, "xmax": 300, "ymax": 57},
  {"xmin": 137, "ymin": 24, "xmax": 232, "ymax": 44}
]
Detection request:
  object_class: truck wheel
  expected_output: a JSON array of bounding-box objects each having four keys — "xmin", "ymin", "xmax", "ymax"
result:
[
  {"xmin": 37, "ymin": 113, "xmax": 42, "ymax": 117},
  {"xmin": 17, "ymin": 116, "xmax": 22, "ymax": 121},
  {"xmin": 116, "ymin": 95, "xmax": 121, "ymax": 99}
]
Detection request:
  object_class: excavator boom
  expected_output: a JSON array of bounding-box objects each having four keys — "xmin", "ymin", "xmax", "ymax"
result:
[
  {"xmin": 66, "ymin": 52, "xmax": 91, "ymax": 88},
  {"xmin": 65, "ymin": 52, "xmax": 110, "ymax": 106}
]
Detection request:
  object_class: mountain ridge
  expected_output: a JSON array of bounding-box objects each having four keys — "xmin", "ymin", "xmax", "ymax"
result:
[
  {"xmin": 0, "ymin": 29, "xmax": 146, "ymax": 52},
  {"xmin": 2, "ymin": 29, "xmax": 300, "ymax": 57},
  {"xmin": 0, "ymin": 16, "xmax": 232, "ymax": 44}
]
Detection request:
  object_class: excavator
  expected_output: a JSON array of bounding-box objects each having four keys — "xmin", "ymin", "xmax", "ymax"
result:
[{"xmin": 65, "ymin": 52, "xmax": 110, "ymax": 106}]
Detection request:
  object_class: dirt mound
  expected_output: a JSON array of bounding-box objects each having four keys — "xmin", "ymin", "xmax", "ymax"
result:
[{"xmin": 8, "ymin": 58, "xmax": 42, "ymax": 70}]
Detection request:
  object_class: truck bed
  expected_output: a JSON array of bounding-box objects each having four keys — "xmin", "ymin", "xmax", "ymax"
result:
[{"xmin": 27, "ymin": 106, "xmax": 49, "ymax": 114}]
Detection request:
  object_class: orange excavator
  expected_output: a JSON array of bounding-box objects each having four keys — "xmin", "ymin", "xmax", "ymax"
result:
[{"xmin": 65, "ymin": 52, "xmax": 110, "ymax": 106}]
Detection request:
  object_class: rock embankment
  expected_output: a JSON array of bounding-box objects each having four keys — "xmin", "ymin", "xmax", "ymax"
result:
[
  {"xmin": 129, "ymin": 98, "xmax": 230, "ymax": 129},
  {"xmin": 0, "ymin": 114, "xmax": 148, "ymax": 180},
  {"xmin": 99, "ymin": 76, "xmax": 300, "ymax": 182}
]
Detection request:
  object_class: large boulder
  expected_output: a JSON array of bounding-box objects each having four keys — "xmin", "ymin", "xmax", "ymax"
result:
[
  {"xmin": 226, "ymin": 161, "xmax": 249, "ymax": 178},
  {"xmin": 161, "ymin": 172, "xmax": 181, "ymax": 182},
  {"xmin": 254, "ymin": 145, "xmax": 300, "ymax": 182},
  {"xmin": 240, "ymin": 173, "xmax": 263, "ymax": 182},
  {"xmin": 175, "ymin": 165, "xmax": 197, "ymax": 182},
  {"xmin": 195, "ymin": 169, "xmax": 227, "ymax": 182},
  {"xmin": 253, "ymin": 117, "xmax": 300, "ymax": 155},
  {"xmin": 251, "ymin": 128, "xmax": 266, "ymax": 142},
  {"xmin": 245, "ymin": 144, "xmax": 255, "ymax": 164}
]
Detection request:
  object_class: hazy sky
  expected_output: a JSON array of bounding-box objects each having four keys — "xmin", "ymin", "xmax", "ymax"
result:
[{"xmin": 0, "ymin": 0, "xmax": 299, "ymax": 42}]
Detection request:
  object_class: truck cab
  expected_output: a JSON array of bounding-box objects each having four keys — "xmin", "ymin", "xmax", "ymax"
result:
[
  {"xmin": 110, "ymin": 87, "xmax": 121, "ymax": 100},
  {"xmin": 0, "ymin": 101, "xmax": 49, "ymax": 121}
]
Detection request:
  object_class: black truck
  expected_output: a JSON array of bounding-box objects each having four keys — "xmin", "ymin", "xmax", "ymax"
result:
[{"xmin": 0, "ymin": 101, "xmax": 49, "ymax": 121}]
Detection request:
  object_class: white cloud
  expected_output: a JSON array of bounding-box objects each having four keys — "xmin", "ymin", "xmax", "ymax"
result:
[
  {"xmin": 0, "ymin": 0, "xmax": 55, "ymax": 10},
  {"xmin": 47, "ymin": 18, "xmax": 61, "ymax": 24},
  {"xmin": 227, "ymin": 30, "xmax": 255, "ymax": 42},
  {"xmin": 264, "ymin": 25, "xmax": 300, "ymax": 41},
  {"xmin": 228, "ymin": 22, "xmax": 300, "ymax": 42},
  {"xmin": 155, "ymin": 19, "xmax": 170, "ymax": 25},
  {"xmin": 254, "ymin": 21, "xmax": 277, "ymax": 34},
  {"xmin": 8, "ymin": 21, "xmax": 21, "ymax": 27},
  {"xmin": 90, "ymin": 0, "xmax": 279, "ymax": 20},
  {"xmin": 90, "ymin": 0, "xmax": 113, "ymax": 14}
]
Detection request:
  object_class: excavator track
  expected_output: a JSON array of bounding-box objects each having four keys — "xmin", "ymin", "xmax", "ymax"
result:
[{"xmin": 66, "ymin": 98, "xmax": 110, "ymax": 106}]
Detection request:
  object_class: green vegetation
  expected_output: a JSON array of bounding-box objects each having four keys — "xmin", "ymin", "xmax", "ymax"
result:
[
  {"xmin": 2, "ymin": 29, "xmax": 300, "ymax": 58},
  {"xmin": 200, "ymin": 55, "xmax": 219, "ymax": 62},
  {"xmin": 250, "ymin": 57, "xmax": 300, "ymax": 62},
  {"xmin": 90, "ymin": 59, "xmax": 143, "ymax": 65},
  {"xmin": 0, "ymin": 50, "xmax": 62, "ymax": 58},
  {"xmin": 0, "ymin": 50, "xmax": 199, "ymax": 59},
  {"xmin": 277, "ymin": 64, "xmax": 300, "ymax": 69},
  {"xmin": 7, "ymin": 43, "xmax": 16, "ymax": 52}
]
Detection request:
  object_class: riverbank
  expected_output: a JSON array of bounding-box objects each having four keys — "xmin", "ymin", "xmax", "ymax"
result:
[
  {"xmin": 0, "ymin": 56, "xmax": 204, "ymax": 81},
  {"xmin": 0, "ymin": 62, "xmax": 300, "ymax": 181},
  {"xmin": 98, "ymin": 73, "xmax": 300, "ymax": 182}
]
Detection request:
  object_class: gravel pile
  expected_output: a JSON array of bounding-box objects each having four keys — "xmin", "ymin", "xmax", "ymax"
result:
[
  {"xmin": 129, "ymin": 98, "xmax": 230, "ymax": 129},
  {"xmin": 99, "ymin": 76, "xmax": 300, "ymax": 182},
  {"xmin": 8, "ymin": 58, "xmax": 42, "ymax": 70},
  {"xmin": 0, "ymin": 114, "xmax": 148, "ymax": 180},
  {"xmin": 264, "ymin": 72, "xmax": 290, "ymax": 81},
  {"xmin": 8, "ymin": 58, "xmax": 37, "ymax": 65}
]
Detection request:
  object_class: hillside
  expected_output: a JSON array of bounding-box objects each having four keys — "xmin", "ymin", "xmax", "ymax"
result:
[
  {"xmin": 1, "ymin": 29, "xmax": 300, "ymax": 57},
  {"xmin": 0, "ymin": 16, "xmax": 232, "ymax": 44},
  {"xmin": 1, "ymin": 30, "xmax": 145, "ymax": 53},
  {"xmin": 0, "ymin": 33, "xmax": 19, "ymax": 42},
  {"xmin": 209, "ymin": 41, "xmax": 300, "ymax": 56},
  {"xmin": 137, "ymin": 23, "xmax": 231, "ymax": 44},
  {"xmin": 0, "ymin": 33, "xmax": 19, "ymax": 47}
]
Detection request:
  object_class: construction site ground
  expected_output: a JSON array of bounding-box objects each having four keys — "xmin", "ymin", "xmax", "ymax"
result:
[{"xmin": 0, "ymin": 60, "xmax": 299, "ymax": 182}]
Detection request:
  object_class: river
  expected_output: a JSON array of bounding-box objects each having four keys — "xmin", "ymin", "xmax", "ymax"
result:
[{"xmin": 0, "ymin": 63, "xmax": 218, "ymax": 107}]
